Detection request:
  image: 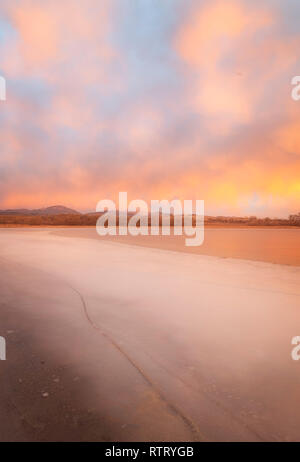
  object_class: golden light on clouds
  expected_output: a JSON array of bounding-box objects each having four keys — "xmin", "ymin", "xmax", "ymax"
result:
[{"xmin": 0, "ymin": 0, "xmax": 299, "ymax": 216}]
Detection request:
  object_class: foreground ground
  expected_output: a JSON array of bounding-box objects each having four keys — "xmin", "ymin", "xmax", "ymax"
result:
[{"xmin": 0, "ymin": 228, "xmax": 300, "ymax": 441}]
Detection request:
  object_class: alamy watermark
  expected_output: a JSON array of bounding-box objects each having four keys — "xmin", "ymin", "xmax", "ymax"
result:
[
  {"xmin": 291, "ymin": 76, "xmax": 300, "ymax": 101},
  {"xmin": 0, "ymin": 75, "xmax": 6, "ymax": 101},
  {"xmin": 96, "ymin": 192, "xmax": 204, "ymax": 246},
  {"xmin": 291, "ymin": 336, "xmax": 300, "ymax": 361},
  {"xmin": 0, "ymin": 337, "xmax": 6, "ymax": 360}
]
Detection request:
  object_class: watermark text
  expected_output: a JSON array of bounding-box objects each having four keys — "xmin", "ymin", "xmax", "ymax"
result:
[
  {"xmin": 96, "ymin": 192, "xmax": 204, "ymax": 247},
  {"xmin": 291, "ymin": 76, "xmax": 300, "ymax": 101},
  {"xmin": 0, "ymin": 336, "xmax": 6, "ymax": 360},
  {"xmin": 0, "ymin": 75, "xmax": 6, "ymax": 101}
]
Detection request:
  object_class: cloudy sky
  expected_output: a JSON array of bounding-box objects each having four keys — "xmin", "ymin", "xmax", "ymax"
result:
[{"xmin": 0, "ymin": 0, "xmax": 299, "ymax": 217}]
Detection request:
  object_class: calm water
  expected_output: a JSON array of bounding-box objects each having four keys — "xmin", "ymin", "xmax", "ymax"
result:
[
  {"xmin": 51, "ymin": 227, "xmax": 300, "ymax": 266},
  {"xmin": 195, "ymin": 228, "xmax": 300, "ymax": 266}
]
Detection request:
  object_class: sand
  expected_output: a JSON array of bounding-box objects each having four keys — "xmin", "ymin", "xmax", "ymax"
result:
[{"xmin": 1, "ymin": 228, "xmax": 300, "ymax": 441}]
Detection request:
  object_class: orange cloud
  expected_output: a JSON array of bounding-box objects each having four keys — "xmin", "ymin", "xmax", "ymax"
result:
[
  {"xmin": 175, "ymin": 0, "xmax": 275, "ymax": 127},
  {"xmin": 1, "ymin": 0, "xmax": 300, "ymax": 217},
  {"xmin": 6, "ymin": 0, "xmax": 114, "ymax": 71},
  {"xmin": 176, "ymin": 0, "xmax": 273, "ymax": 67}
]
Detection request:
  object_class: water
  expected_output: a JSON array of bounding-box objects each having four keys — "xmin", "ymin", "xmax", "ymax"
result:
[
  {"xmin": 196, "ymin": 228, "xmax": 300, "ymax": 266},
  {"xmin": 51, "ymin": 227, "xmax": 300, "ymax": 266}
]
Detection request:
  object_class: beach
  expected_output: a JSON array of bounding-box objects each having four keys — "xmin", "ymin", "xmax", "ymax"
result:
[{"xmin": 1, "ymin": 228, "xmax": 300, "ymax": 441}]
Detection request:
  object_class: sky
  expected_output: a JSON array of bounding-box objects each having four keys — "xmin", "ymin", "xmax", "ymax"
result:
[{"xmin": 0, "ymin": 0, "xmax": 299, "ymax": 217}]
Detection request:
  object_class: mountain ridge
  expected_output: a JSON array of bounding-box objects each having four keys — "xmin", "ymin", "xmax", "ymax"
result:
[{"xmin": 0, "ymin": 205, "xmax": 80, "ymax": 216}]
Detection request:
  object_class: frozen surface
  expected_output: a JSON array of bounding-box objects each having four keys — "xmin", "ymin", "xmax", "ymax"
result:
[{"xmin": 0, "ymin": 228, "xmax": 300, "ymax": 441}]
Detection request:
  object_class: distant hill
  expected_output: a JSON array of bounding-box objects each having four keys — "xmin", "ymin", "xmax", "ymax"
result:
[
  {"xmin": 0, "ymin": 206, "xmax": 298, "ymax": 227},
  {"xmin": 0, "ymin": 205, "xmax": 80, "ymax": 216}
]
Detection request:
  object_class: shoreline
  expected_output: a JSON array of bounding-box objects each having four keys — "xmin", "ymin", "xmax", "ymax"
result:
[
  {"xmin": 0, "ymin": 223, "xmax": 299, "ymax": 229},
  {"xmin": 1, "ymin": 226, "xmax": 299, "ymax": 266},
  {"xmin": 51, "ymin": 227, "xmax": 300, "ymax": 267}
]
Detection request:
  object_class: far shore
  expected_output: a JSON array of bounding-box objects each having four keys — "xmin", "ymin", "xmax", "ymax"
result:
[{"xmin": 0, "ymin": 223, "xmax": 299, "ymax": 229}]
